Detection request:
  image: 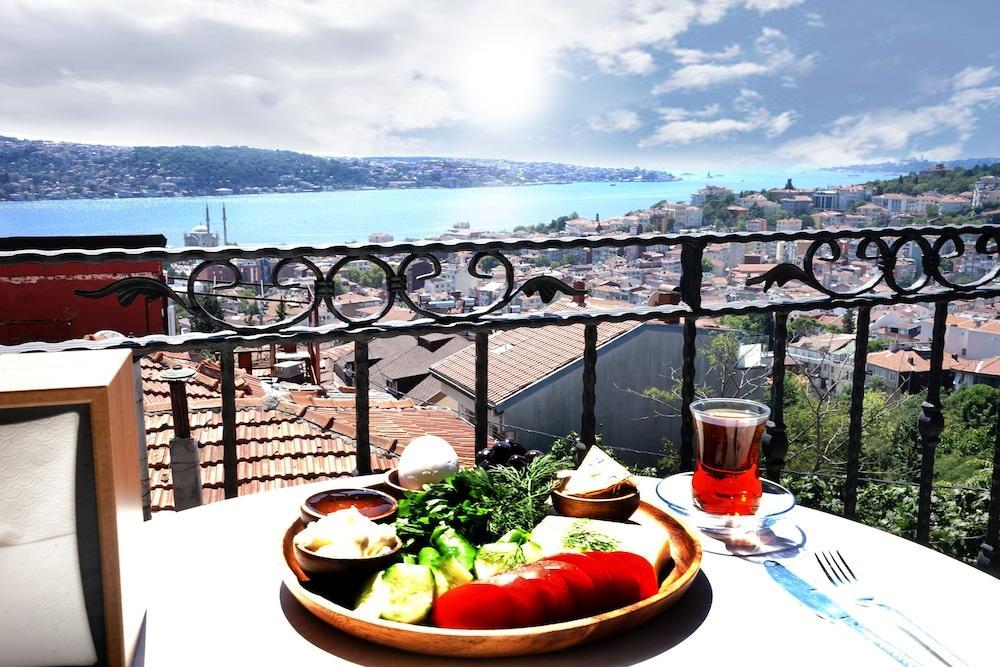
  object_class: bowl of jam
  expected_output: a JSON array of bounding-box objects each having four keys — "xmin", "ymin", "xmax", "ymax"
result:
[{"xmin": 300, "ymin": 488, "xmax": 398, "ymax": 525}]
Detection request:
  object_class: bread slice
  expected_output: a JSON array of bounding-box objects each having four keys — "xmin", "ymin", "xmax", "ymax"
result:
[{"xmin": 561, "ymin": 445, "xmax": 636, "ymax": 498}]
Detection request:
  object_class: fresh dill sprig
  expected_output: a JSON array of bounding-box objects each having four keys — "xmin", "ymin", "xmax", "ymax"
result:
[{"xmin": 562, "ymin": 520, "xmax": 620, "ymax": 552}]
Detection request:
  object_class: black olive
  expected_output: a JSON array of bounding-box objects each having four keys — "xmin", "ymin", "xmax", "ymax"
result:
[
  {"xmin": 490, "ymin": 440, "xmax": 513, "ymax": 463},
  {"xmin": 507, "ymin": 454, "xmax": 528, "ymax": 468}
]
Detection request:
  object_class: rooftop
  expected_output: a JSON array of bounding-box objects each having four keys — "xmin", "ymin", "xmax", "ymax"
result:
[{"xmin": 430, "ymin": 296, "xmax": 640, "ymax": 406}]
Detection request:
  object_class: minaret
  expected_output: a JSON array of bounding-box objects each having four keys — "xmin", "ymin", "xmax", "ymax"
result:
[
  {"xmin": 205, "ymin": 204, "xmax": 211, "ymax": 233},
  {"xmin": 222, "ymin": 204, "xmax": 229, "ymax": 245}
]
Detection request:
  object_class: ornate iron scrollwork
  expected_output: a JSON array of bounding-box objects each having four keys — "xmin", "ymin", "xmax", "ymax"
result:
[
  {"xmin": 747, "ymin": 229, "xmax": 1000, "ymax": 296},
  {"xmin": 76, "ymin": 249, "xmax": 585, "ymax": 333}
]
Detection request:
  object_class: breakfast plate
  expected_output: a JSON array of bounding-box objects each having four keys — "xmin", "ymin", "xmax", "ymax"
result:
[{"xmin": 281, "ymin": 501, "xmax": 703, "ymax": 658}]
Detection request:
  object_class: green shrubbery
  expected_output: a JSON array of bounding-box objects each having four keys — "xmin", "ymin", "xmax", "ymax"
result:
[{"xmin": 784, "ymin": 473, "xmax": 991, "ymax": 564}]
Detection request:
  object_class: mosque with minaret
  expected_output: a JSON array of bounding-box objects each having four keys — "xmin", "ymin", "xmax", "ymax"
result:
[{"xmin": 183, "ymin": 205, "xmax": 230, "ymax": 247}]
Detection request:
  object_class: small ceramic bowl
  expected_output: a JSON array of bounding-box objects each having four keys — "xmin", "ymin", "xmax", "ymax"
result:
[
  {"xmin": 381, "ymin": 469, "xmax": 410, "ymax": 498},
  {"xmin": 551, "ymin": 488, "xmax": 641, "ymax": 522},
  {"xmin": 300, "ymin": 488, "xmax": 398, "ymax": 525},
  {"xmin": 293, "ymin": 536, "xmax": 403, "ymax": 579}
]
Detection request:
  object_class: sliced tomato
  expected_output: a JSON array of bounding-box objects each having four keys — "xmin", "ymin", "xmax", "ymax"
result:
[
  {"xmin": 532, "ymin": 559, "xmax": 598, "ymax": 617},
  {"xmin": 431, "ymin": 582, "xmax": 512, "ymax": 629},
  {"xmin": 605, "ymin": 551, "xmax": 659, "ymax": 600},
  {"xmin": 546, "ymin": 552, "xmax": 621, "ymax": 613},
  {"xmin": 585, "ymin": 551, "xmax": 641, "ymax": 608},
  {"xmin": 495, "ymin": 576, "xmax": 545, "ymax": 628},
  {"xmin": 509, "ymin": 563, "xmax": 574, "ymax": 624}
]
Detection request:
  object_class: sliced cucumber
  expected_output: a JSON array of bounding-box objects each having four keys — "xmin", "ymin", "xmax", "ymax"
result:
[
  {"xmin": 417, "ymin": 546, "xmax": 442, "ymax": 568},
  {"xmin": 438, "ymin": 555, "xmax": 475, "ymax": 588},
  {"xmin": 353, "ymin": 572, "xmax": 387, "ymax": 619},
  {"xmin": 431, "ymin": 566, "xmax": 451, "ymax": 597},
  {"xmin": 521, "ymin": 540, "xmax": 544, "ymax": 563},
  {"xmin": 380, "ymin": 563, "xmax": 435, "ymax": 624},
  {"xmin": 498, "ymin": 528, "xmax": 529, "ymax": 544},
  {"xmin": 474, "ymin": 542, "xmax": 519, "ymax": 579}
]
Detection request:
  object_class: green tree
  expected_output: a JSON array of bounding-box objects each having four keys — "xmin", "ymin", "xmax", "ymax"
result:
[
  {"xmin": 842, "ymin": 308, "xmax": 856, "ymax": 334},
  {"xmin": 239, "ymin": 288, "xmax": 261, "ymax": 325},
  {"xmin": 190, "ymin": 294, "xmax": 224, "ymax": 332},
  {"xmin": 867, "ymin": 338, "xmax": 891, "ymax": 352},
  {"xmin": 276, "ymin": 297, "xmax": 289, "ymax": 321},
  {"xmin": 718, "ymin": 313, "xmax": 774, "ymax": 340}
]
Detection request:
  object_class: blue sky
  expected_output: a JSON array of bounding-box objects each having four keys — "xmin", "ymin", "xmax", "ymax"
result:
[{"xmin": 2, "ymin": 1, "xmax": 999, "ymax": 170}]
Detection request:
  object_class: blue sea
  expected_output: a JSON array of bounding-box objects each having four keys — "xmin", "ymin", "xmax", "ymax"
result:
[{"xmin": 0, "ymin": 168, "xmax": 899, "ymax": 246}]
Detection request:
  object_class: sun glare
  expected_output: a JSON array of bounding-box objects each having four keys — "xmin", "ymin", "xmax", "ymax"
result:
[{"xmin": 457, "ymin": 44, "xmax": 548, "ymax": 126}]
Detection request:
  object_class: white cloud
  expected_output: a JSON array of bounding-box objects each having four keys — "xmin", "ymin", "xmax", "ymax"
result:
[
  {"xmin": 776, "ymin": 71, "xmax": 1000, "ymax": 166},
  {"xmin": 0, "ymin": 0, "xmax": 806, "ymax": 156},
  {"xmin": 593, "ymin": 50, "xmax": 656, "ymax": 75},
  {"xmin": 744, "ymin": 0, "xmax": 805, "ymax": 10},
  {"xmin": 805, "ymin": 12, "xmax": 825, "ymax": 28},
  {"xmin": 654, "ymin": 26, "xmax": 813, "ymax": 93},
  {"xmin": 953, "ymin": 65, "xmax": 995, "ymax": 90},
  {"xmin": 671, "ymin": 44, "xmax": 743, "ymax": 66},
  {"xmin": 639, "ymin": 90, "xmax": 795, "ymax": 146},
  {"xmin": 587, "ymin": 109, "xmax": 641, "ymax": 133}
]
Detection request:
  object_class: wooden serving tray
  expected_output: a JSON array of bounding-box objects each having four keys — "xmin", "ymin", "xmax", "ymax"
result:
[{"xmin": 280, "ymin": 501, "xmax": 703, "ymax": 658}]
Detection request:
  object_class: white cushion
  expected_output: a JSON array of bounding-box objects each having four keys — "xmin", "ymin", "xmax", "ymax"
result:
[{"xmin": 0, "ymin": 410, "xmax": 97, "ymax": 667}]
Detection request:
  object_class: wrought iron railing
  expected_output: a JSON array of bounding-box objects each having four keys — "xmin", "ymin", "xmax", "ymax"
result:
[{"xmin": 1, "ymin": 224, "xmax": 999, "ymax": 573}]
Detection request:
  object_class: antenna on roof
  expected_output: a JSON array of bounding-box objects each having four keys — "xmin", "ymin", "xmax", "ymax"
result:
[
  {"xmin": 205, "ymin": 204, "xmax": 211, "ymax": 233},
  {"xmin": 222, "ymin": 204, "xmax": 228, "ymax": 245}
]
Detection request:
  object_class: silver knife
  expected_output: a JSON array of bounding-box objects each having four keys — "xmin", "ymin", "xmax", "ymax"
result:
[{"xmin": 764, "ymin": 560, "xmax": 925, "ymax": 666}]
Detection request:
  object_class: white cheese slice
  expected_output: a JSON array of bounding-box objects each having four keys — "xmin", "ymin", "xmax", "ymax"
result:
[
  {"xmin": 530, "ymin": 515, "xmax": 672, "ymax": 574},
  {"xmin": 561, "ymin": 445, "xmax": 635, "ymax": 497}
]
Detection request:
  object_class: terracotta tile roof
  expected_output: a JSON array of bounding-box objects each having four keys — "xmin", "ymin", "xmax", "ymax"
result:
[
  {"xmin": 140, "ymin": 351, "xmax": 264, "ymax": 407},
  {"xmin": 867, "ymin": 349, "xmax": 932, "ymax": 373},
  {"xmin": 430, "ymin": 296, "xmax": 641, "ymax": 406},
  {"xmin": 143, "ymin": 382, "xmax": 476, "ymax": 512},
  {"xmin": 144, "ymin": 399, "xmax": 395, "ymax": 512},
  {"xmin": 355, "ymin": 305, "xmax": 416, "ymax": 321},
  {"xmin": 977, "ymin": 319, "xmax": 1000, "ymax": 334},
  {"xmin": 952, "ymin": 355, "xmax": 1000, "ymax": 378}
]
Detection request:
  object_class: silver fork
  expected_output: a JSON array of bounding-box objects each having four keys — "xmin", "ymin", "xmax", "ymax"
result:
[{"xmin": 815, "ymin": 550, "xmax": 968, "ymax": 667}]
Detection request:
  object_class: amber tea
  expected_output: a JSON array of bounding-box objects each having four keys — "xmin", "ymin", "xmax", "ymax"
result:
[{"xmin": 690, "ymin": 400, "xmax": 770, "ymax": 516}]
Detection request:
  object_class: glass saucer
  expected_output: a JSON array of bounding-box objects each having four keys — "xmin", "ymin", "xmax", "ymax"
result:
[{"xmin": 655, "ymin": 472, "xmax": 796, "ymax": 535}]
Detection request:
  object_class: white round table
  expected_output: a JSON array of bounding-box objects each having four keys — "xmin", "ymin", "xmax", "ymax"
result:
[{"xmin": 136, "ymin": 476, "xmax": 998, "ymax": 666}]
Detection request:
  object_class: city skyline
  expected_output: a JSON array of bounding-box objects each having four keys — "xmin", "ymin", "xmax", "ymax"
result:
[{"xmin": 2, "ymin": 1, "xmax": 1000, "ymax": 170}]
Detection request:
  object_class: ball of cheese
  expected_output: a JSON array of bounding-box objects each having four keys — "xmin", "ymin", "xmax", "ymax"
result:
[{"xmin": 397, "ymin": 435, "xmax": 460, "ymax": 490}]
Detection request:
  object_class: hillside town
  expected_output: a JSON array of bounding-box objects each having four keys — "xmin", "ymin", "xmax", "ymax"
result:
[
  {"xmin": 4, "ymin": 166, "xmax": 999, "ymax": 513},
  {"xmin": 0, "ymin": 136, "xmax": 676, "ymax": 201},
  {"xmin": 164, "ymin": 167, "xmax": 1000, "ymax": 437}
]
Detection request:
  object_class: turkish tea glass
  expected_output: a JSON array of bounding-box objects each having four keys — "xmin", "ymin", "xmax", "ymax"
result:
[{"xmin": 689, "ymin": 398, "xmax": 770, "ymax": 516}]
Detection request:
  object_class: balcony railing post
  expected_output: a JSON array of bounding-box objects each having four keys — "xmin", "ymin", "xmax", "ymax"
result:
[
  {"xmin": 354, "ymin": 339, "xmax": 371, "ymax": 475},
  {"xmin": 916, "ymin": 302, "xmax": 948, "ymax": 545},
  {"xmin": 220, "ymin": 344, "xmax": 239, "ymax": 499},
  {"xmin": 475, "ymin": 332, "xmax": 489, "ymax": 452},
  {"xmin": 843, "ymin": 306, "xmax": 871, "ymax": 519},
  {"xmin": 678, "ymin": 240, "xmax": 704, "ymax": 472},
  {"xmin": 581, "ymin": 323, "xmax": 598, "ymax": 451},
  {"xmin": 976, "ymin": 408, "xmax": 1000, "ymax": 577},
  {"xmin": 763, "ymin": 312, "xmax": 789, "ymax": 481}
]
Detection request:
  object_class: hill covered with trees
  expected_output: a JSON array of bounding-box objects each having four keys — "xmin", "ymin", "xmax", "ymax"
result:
[
  {"xmin": 0, "ymin": 136, "xmax": 677, "ymax": 201},
  {"xmin": 865, "ymin": 163, "xmax": 1000, "ymax": 196}
]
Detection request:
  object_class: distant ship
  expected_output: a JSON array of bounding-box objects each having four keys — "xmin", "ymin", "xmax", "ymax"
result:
[
  {"xmin": 609, "ymin": 183, "xmax": 617, "ymax": 187},
  {"xmin": 706, "ymin": 171, "xmax": 713, "ymax": 178}
]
